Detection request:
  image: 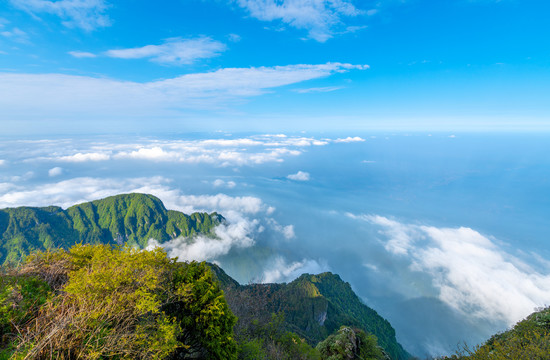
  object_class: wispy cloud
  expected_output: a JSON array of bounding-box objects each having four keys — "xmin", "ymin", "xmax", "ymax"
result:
[
  {"xmin": 235, "ymin": 0, "xmax": 364, "ymax": 42},
  {"xmin": 227, "ymin": 33, "xmax": 242, "ymax": 42},
  {"xmin": 68, "ymin": 51, "xmax": 97, "ymax": 58},
  {"xmin": 352, "ymin": 214, "xmax": 550, "ymax": 326},
  {"xmin": 104, "ymin": 37, "xmax": 227, "ymax": 66},
  {"xmin": 0, "ymin": 27, "xmax": 29, "ymax": 43},
  {"xmin": 293, "ymin": 86, "xmax": 344, "ymax": 93},
  {"xmin": 10, "ymin": 0, "xmax": 111, "ymax": 31},
  {"xmin": 0, "ymin": 63, "xmax": 367, "ymax": 119}
]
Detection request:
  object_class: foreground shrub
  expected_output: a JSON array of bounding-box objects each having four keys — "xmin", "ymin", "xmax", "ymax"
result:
[{"xmin": 0, "ymin": 244, "xmax": 237, "ymax": 360}]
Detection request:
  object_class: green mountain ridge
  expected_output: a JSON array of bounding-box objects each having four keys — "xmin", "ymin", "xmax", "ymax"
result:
[
  {"xmin": 0, "ymin": 193, "xmax": 222, "ymax": 264},
  {"xmin": 210, "ymin": 264, "xmax": 411, "ymax": 360}
]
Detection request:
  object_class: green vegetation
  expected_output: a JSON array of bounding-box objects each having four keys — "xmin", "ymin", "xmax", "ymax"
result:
[
  {"xmin": 210, "ymin": 265, "xmax": 410, "ymax": 360},
  {"xmin": 0, "ymin": 193, "xmax": 222, "ymax": 265},
  {"xmin": 440, "ymin": 306, "xmax": 550, "ymax": 360},
  {"xmin": 316, "ymin": 326, "xmax": 389, "ymax": 360},
  {"xmin": 0, "ymin": 244, "xmax": 236, "ymax": 359},
  {"xmin": 237, "ymin": 313, "xmax": 321, "ymax": 360}
]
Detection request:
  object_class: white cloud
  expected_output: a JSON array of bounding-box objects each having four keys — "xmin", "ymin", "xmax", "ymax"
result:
[
  {"xmin": 147, "ymin": 217, "xmax": 258, "ymax": 262},
  {"xmin": 294, "ymin": 86, "xmax": 343, "ymax": 93},
  {"xmin": 359, "ymin": 214, "xmax": 550, "ymax": 326},
  {"xmin": 13, "ymin": 135, "xmax": 345, "ymax": 169},
  {"xmin": 105, "ymin": 37, "xmax": 226, "ymax": 66},
  {"xmin": 48, "ymin": 167, "xmax": 63, "ymax": 177},
  {"xmin": 0, "ymin": 176, "xmax": 164, "ymax": 209},
  {"xmin": 266, "ymin": 218, "xmax": 295, "ymax": 239},
  {"xmin": 287, "ymin": 170, "xmax": 310, "ymax": 181},
  {"xmin": 235, "ymin": 0, "xmax": 364, "ymax": 42},
  {"xmin": 68, "ymin": 50, "xmax": 97, "ymax": 58},
  {"xmin": 0, "ymin": 63, "xmax": 367, "ymax": 118},
  {"xmin": 58, "ymin": 152, "xmax": 110, "ymax": 162},
  {"xmin": 334, "ymin": 136, "xmax": 365, "ymax": 143},
  {"xmin": 112, "ymin": 143, "xmax": 301, "ymax": 166},
  {"xmin": 261, "ymin": 256, "xmax": 328, "ymax": 283},
  {"xmin": 172, "ymin": 193, "xmax": 266, "ymax": 215},
  {"xmin": 114, "ymin": 147, "xmax": 178, "ymax": 162},
  {"xmin": 10, "ymin": 0, "xmax": 111, "ymax": 31},
  {"xmin": 0, "ymin": 160, "xmax": 5, "ymax": 166},
  {"xmin": 213, "ymin": 179, "xmax": 237, "ymax": 188}
]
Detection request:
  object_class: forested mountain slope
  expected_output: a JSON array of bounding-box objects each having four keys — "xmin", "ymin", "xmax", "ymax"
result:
[
  {"xmin": 210, "ymin": 264, "xmax": 411, "ymax": 360},
  {"xmin": 0, "ymin": 193, "xmax": 221, "ymax": 264}
]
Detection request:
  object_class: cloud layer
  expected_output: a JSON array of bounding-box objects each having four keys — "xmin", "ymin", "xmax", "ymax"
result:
[
  {"xmin": 0, "ymin": 63, "xmax": 367, "ymax": 119},
  {"xmin": 355, "ymin": 214, "xmax": 550, "ymax": 326},
  {"xmin": 5, "ymin": 134, "xmax": 359, "ymax": 168}
]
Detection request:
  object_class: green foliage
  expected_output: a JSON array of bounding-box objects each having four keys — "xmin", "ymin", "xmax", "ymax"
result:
[
  {"xmin": 316, "ymin": 326, "xmax": 388, "ymax": 360},
  {"xmin": 446, "ymin": 306, "xmax": 550, "ymax": 360},
  {"xmin": 236, "ymin": 313, "xmax": 320, "ymax": 360},
  {"xmin": 1, "ymin": 244, "xmax": 237, "ymax": 360},
  {"xmin": 0, "ymin": 193, "xmax": 222, "ymax": 265},
  {"xmin": 0, "ymin": 271, "xmax": 51, "ymax": 339}
]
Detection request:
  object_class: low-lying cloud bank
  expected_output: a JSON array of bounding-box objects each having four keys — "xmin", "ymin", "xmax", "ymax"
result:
[
  {"xmin": 4, "ymin": 134, "xmax": 363, "ymax": 168},
  {"xmin": 348, "ymin": 213, "xmax": 550, "ymax": 327},
  {"xmin": 147, "ymin": 218, "xmax": 259, "ymax": 262}
]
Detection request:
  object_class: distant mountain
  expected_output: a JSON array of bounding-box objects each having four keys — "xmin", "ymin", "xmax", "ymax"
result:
[
  {"xmin": 210, "ymin": 264, "xmax": 411, "ymax": 360},
  {"xmin": 0, "ymin": 193, "xmax": 222, "ymax": 264}
]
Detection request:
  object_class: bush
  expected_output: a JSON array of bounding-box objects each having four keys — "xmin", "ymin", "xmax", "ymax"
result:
[
  {"xmin": 1, "ymin": 244, "xmax": 237, "ymax": 360},
  {"xmin": 316, "ymin": 326, "xmax": 389, "ymax": 360}
]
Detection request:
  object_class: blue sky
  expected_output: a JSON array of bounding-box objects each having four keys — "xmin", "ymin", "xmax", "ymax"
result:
[{"xmin": 1, "ymin": 0, "xmax": 549, "ymax": 134}]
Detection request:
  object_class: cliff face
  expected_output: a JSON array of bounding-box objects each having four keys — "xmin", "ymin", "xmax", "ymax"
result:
[
  {"xmin": 210, "ymin": 264, "xmax": 411, "ymax": 360},
  {"xmin": 0, "ymin": 193, "xmax": 222, "ymax": 264}
]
